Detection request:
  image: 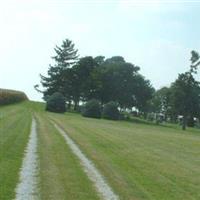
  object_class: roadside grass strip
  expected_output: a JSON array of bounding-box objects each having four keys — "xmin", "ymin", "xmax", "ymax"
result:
[
  {"xmin": 15, "ymin": 118, "xmax": 38, "ymax": 200},
  {"xmin": 53, "ymin": 122, "xmax": 119, "ymax": 200},
  {"xmin": 0, "ymin": 104, "xmax": 32, "ymax": 200},
  {"xmin": 37, "ymin": 114, "xmax": 100, "ymax": 200}
]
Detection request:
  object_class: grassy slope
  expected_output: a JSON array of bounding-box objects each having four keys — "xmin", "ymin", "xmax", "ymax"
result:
[
  {"xmin": 48, "ymin": 111, "xmax": 200, "ymax": 200},
  {"xmin": 35, "ymin": 112, "xmax": 100, "ymax": 200},
  {"xmin": 0, "ymin": 102, "xmax": 32, "ymax": 200},
  {"xmin": 1, "ymin": 102, "xmax": 100, "ymax": 200},
  {"xmin": 1, "ymin": 101, "xmax": 200, "ymax": 200}
]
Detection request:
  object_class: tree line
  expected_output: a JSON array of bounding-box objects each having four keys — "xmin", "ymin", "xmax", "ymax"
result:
[
  {"xmin": 37, "ymin": 39, "xmax": 154, "ymax": 112},
  {"xmin": 36, "ymin": 39, "xmax": 200, "ymax": 130}
]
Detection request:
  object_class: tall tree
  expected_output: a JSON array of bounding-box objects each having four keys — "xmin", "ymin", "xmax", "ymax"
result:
[
  {"xmin": 170, "ymin": 51, "xmax": 200, "ymax": 130},
  {"xmin": 40, "ymin": 39, "xmax": 79, "ymax": 103},
  {"xmin": 52, "ymin": 39, "xmax": 78, "ymax": 68},
  {"xmin": 99, "ymin": 57, "xmax": 140, "ymax": 108}
]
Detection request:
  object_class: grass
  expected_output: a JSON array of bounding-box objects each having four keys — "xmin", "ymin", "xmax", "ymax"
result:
[
  {"xmin": 1, "ymin": 102, "xmax": 100, "ymax": 200},
  {"xmin": 0, "ymin": 102, "xmax": 32, "ymax": 200},
  {"xmin": 48, "ymin": 111, "xmax": 200, "ymax": 200},
  {"xmin": 35, "ymin": 113, "xmax": 100, "ymax": 200},
  {"xmin": 1, "ymin": 101, "xmax": 200, "ymax": 200}
]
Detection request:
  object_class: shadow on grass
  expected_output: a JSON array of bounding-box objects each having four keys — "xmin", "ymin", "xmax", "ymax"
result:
[{"xmin": 125, "ymin": 116, "xmax": 181, "ymax": 130}]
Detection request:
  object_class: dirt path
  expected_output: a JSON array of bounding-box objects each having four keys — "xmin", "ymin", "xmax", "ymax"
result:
[
  {"xmin": 53, "ymin": 122, "xmax": 119, "ymax": 200},
  {"xmin": 15, "ymin": 118, "xmax": 38, "ymax": 200}
]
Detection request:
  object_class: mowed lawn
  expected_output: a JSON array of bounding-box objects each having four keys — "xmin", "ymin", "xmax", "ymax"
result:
[
  {"xmin": 35, "ymin": 112, "xmax": 100, "ymax": 200},
  {"xmin": 1, "ymin": 102, "xmax": 100, "ymax": 200},
  {"xmin": 48, "ymin": 111, "xmax": 200, "ymax": 200},
  {"xmin": 1, "ymin": 101, "xmax": 200, "ymax": 200},
  {"xmin": 0, "ymin": 103, "xmax": 32, "ymax": 200}
]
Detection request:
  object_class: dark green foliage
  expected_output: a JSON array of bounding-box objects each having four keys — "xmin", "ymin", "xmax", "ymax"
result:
[
  {"xmin": 102, "ymin": 101, "xmax": 120, "ymax": 120},
  {"xmin": 82, "ymin": 99, "xmax": 101, "ymax": 118},
  {"xmin": 39, "ymin": 38, "xmax": 154, "ymax": 112},
  {"xmin": 170, "ymin": 51, "xmax": 200, "ymax": 130},
  {"xmin": 40, "ymin": 39, "xmax": 79, "ymax": 103},
  {"xmin": 170, "ymin": 72, "xmax": 200, "ymax": 129},
  {"xmin": 187, "ymin": 116, "xmax": 195, "ymax": 127},
  {"xmin": 46, "ymin": 92, "xmax": 66, "ymax": 113},
  {"xmin": 0, "ymin": 89, "xmax": 28, "ymax": 105},
  {"xmin": 133, "ymin": 74, "xmax": 155, "ymax": 114}
]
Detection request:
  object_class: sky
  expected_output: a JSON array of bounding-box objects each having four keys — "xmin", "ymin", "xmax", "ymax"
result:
[{"xmin": 0, "ymin": 0, "xmax": 200, "ymax": 101}]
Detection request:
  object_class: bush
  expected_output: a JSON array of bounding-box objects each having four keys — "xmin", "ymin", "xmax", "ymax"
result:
[
  {"xmin": 0, "ymin": 89, "xmax": 28, "ymax": 105},
  {"xmin": 46, "ymin": 92, "xmax": 66, "ymax": 113},
  {"xmin": 82, "ymin": 99, "xmax": 101, "ymax": 118},
  {"xmin": 102, "ymin": 101, "xmax": 119, "ymax": 120}
]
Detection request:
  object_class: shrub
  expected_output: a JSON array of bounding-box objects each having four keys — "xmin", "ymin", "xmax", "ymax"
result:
[
  {"xmin": 0, "ymin": 89, "xmax": 28, "ymax": 105},
  {"xmin": 82, "ymin": 99, "xmax": 101, "ymax": 118},
  {"xmin": 102, "ymin": 101, "xmax": 119, "ymax": 120},
  {"xmin": 46, "ymin": 92, "xmax": 66, "ymax": 113}
]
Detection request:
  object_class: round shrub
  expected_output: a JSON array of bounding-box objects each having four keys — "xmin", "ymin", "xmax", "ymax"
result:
[
  {"xmin": 46, "ymin": 92, "xmax": 66, "ymax": 113},
  {"xmin": 102, "ymin": 101, "xmax": 119, "ymax": 120},
  {"xmin": 82, "ymin": 99, "xmax": 101, "ymax": 118}
]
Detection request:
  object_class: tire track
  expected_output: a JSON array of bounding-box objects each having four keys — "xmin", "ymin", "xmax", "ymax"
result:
[
  {"xmin": 15, "ymin": 118, "xmax": 38, "ymax": 200},
  {"xmin": 53, "ymin": 122, "xmax": 119, "ymax": 200}
]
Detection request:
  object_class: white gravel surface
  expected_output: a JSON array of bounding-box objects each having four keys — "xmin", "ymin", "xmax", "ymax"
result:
[
  {"xmin": 15, "ymin": 118, "xmax": 38, "ymax": 200},
  {"xmin": 54, "ymin": 122, "xmax": 119, "ymax": 200}
]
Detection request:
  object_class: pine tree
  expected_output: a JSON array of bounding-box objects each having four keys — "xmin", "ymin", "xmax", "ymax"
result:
[{"xmin": 40, "ymin": 39, "xmax": 79, "ymax": 103}]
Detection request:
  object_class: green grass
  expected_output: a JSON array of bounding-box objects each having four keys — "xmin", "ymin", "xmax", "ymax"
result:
[
  {"xmin": 48, "ymin": 111, "xmax": 200, "ymax": 200},
  {"xmin": 1, "ymin": 102, "xmax": 100, "ymax": 200},
  {"xmin": 1, "ymin": 101, "xmax": 200, "ymax": 200},
  {"xmin": 0, "ymin": 102, "xmax": 32, "ymax": 200},
  {"xmin": 36, "ymin": 113, "xmax": 100, "ymax": 200}
]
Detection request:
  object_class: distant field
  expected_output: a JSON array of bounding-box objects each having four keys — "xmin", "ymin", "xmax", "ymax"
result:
[{"xmin": 1, "ymin": 101, "xmax": 200, "ymax": 200}]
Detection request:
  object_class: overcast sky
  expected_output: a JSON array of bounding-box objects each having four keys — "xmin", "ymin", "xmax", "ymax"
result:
[{"xmin": 0, "ymin": 0, "xmax": 200, "ymax": 101}]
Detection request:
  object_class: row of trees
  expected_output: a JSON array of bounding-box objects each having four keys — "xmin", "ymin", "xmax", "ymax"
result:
[
  {"xmin": 36, "ymin": 38, "xmax": 200, "ymax": 130},
  {"xmin": 37, "ymin": 39, "xmax": 154, "ymax": 113}
]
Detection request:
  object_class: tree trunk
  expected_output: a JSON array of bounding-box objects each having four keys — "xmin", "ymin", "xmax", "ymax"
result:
[
  {"xmin": 182, "ymin": 115, "xmax": 186, "ymax": 130},
  {"xmin": 68, "ymin": 101, "xmax": 71, "ymax": 110},
  {"xmin": 187, "ymin": 116, "xmax": 194, "ymax": 127},
  {"xmin": 143, "ymin": 112, "xmax": 147, "ymax": 119},
  {"xmin": 74, "ymin": 100, "xmax": 79, "ymax": 111}
]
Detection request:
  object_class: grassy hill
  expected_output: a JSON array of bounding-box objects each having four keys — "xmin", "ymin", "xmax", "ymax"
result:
[{"xmin": 0, "ymin": 101, "xmax": 200, "ymax": 199}]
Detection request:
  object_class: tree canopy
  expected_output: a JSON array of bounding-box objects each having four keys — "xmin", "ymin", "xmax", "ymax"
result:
[
  {"xmin": 39, "ymin": 39, "xmax": 154, "ymax": 113},
  {"xmin": 169, "ymin": 51, "xmax": 200, "ymax": 129},
  {"xmin": 37, "ymin": 38, "xmax": 200, "ymax": 130}
]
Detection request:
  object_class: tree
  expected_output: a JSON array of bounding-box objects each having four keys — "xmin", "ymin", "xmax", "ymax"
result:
[
  {"xmin": 38, "ymin": 42, "xmax": 155, "ymax": 113},
  {"xmin": 52, "ymin": 39, "xmax": 79, "ymax": 68},
  {"xmin": 40, "ymin": 39, "xmax": 79, "ymax": 104},
  {"xmin": 99, "ymin": 57, "xmax": 141, "ymax": 108},
  {"xmin": 170, "ymin": 51, "xmax": 200, "ymax": 130}
]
